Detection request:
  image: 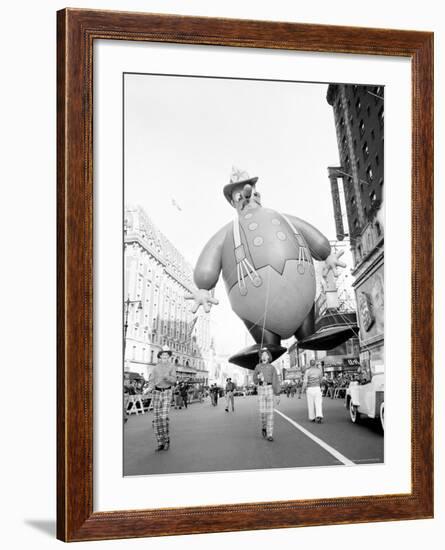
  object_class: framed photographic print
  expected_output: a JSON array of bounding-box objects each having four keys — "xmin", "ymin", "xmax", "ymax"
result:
[{"xmin": 57, "ymin": 8, "xmax": 433, "ymax": 542}]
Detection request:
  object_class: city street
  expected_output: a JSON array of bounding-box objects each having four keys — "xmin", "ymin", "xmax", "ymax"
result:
[{"xmin": 124, "ymin": 394, "xmax": 384, "ymax": 476}]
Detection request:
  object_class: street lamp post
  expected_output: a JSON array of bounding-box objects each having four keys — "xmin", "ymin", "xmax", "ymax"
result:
[
  {"xmin": 123, "ymin": 295, "xmax": 143, "ymax": 357},
  {"xmin": 296, "ymin": 344, "xmax": 300, "ymax": 370}
]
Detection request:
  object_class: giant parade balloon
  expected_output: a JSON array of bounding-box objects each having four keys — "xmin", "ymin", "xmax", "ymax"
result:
[{"xmin": 186, "ymin": 167, "xmax": 346, "ymax": 369}]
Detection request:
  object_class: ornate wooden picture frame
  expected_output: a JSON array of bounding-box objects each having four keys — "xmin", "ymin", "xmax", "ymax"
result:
[{"xmin": 57, "ymin": 8, "xmax": 433, "ymax": 542}]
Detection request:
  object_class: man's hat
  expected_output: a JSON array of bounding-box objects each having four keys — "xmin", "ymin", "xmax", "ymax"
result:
[
  {"xmin": 223, "ymin": 166, "xmax": 258, "ymax": 204},
  {"xmin": 157, "ymin": 345, "xmax": 173, "ymax": 358}
]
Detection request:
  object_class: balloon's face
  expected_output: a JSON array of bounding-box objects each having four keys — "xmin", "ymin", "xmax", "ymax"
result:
[{"xmin": 231, "ymin": 183, "xmax": 262, "ymax": 215}]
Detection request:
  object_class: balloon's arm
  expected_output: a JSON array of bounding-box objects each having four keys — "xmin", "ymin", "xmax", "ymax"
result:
[
  {"xmin": 284, "ymin": 214, "xmax": 331, "ymax": 261},
  {"xmin": 193, "ymin": 223, "xmax": 230, "ymax": 290}
]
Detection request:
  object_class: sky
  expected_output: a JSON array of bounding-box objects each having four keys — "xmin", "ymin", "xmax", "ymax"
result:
[{"xmin": 124, "ymin": 73, "xmax": 341, "ymax": 355}]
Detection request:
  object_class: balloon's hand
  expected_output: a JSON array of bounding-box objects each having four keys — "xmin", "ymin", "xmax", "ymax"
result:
[
  {"xmin": 322, "ymin": 250, "xmax": 346, "ymax": 278},
  {"xmin": 185, "ymin": 289, "xmax": 219, "ymax": 313}
]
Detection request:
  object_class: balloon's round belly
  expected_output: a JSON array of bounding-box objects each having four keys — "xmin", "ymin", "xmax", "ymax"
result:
[{"xmin": 228, "ymin": 260, "xmax": 316, "ymax": 339}]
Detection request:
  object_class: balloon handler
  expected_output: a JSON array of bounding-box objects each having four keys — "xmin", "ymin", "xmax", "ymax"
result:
[
  {"xmin": 253, "ymin": 347, "xmax": 281, "ymax": 441},
  {"xmin": 186, "ymin": 167, "xmax": 346, "ymax": 369}
]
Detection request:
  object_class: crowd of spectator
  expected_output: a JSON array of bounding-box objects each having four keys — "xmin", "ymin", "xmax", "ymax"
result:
[
  {"xmin": 280, "ymin": 369, "xmax": 370, "ymax": 401},
  {"xmin": 282, "ymin": 380, "xmax": 303, "ymax": 399},
  {"xmin": 320, "ymin": 370, "xmax": 370, "ymax": 398},
  {"xmin": 124, "ymin": 368, "xmax": 371, "ymax": 421},
  {"xmin": 123, "ymin": 374, "xmax": 205, "ymax": 419}
]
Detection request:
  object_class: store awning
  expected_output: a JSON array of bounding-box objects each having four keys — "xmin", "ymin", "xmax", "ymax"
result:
[
  {"xmin": 177, "ymin": 368, "xmax": 197, "ymax": 375},
  {"xmin": 124, "ymin": 371, "xmax": 145, "ymax": 381}
]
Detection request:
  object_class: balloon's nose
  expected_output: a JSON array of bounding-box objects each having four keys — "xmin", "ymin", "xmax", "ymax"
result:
[{"xmin": 243, "ymin": 184, "xmax": 252, "ymax": 200}]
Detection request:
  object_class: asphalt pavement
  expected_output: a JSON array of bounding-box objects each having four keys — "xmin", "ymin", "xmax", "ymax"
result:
[{"xmin": 124, "ymin": 393, "xmax": 383, "ymax": 476}]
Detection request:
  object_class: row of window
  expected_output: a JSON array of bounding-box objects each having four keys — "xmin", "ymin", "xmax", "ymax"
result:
[
  {"xmin": 355, "ymin": 221, "xmax": 383, "ymax": 263},
  {"xmin": 361, "ymin": 142, "xmax": 381, "ymax": 166},
  {"xmin": 131, "ymin": 309, "xmax": 210, "ymax": 347},
  {"xmin": 352, "ymin": 84, "xmax": 383, "ymax": 101},
  {"xmin": 129, "ymin": 344, "xmax": 206, "ymax": 369},
  {"xmin": 354, "ymin": 91, "xmax": 383, "ymax": 116},
  {"xmin": 129, "ymin": 303, "xmax": 209, "ymax": 343},
  {"xmin": 129, "ymin": 214, "xmax": 184, "ymax": 266},
  {"xmin": 338, "ymin": 105, "xmax": 384, "ymax": 141},
  {"xmin": 350, "ymin": 187, "xmax": 382, "ymax": 228},
  {"xmin": 336, "ymin": 85, "xmax": 383, "ymax": 117},
  {"xmin": 131, "ymin": 281, "xmax": 196, "ymax": 329},
  {"xmin": 126, "ymin": 234, "xmax": 193, "ymax": 287},
  {"xmin": 342, "ymin": 158, "xmax": 381, "ymax": 188},
  {"xmin": 339, "ymin": 121, "xmax": 383, "ymax": 166}
]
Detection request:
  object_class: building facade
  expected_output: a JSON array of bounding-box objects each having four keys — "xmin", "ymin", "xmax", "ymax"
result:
[
  {"xmin": 124, "ymin": 206, "xmax": 211, "ymax": 383},
  {"xmin": 327, "ymin": 84, "xmax": 384, "ymax": 374},
  {"xmin": 327, "ymin": 83, "xmax": 384, "ymax": 244},
  {"xmin": 287, "ymin": 336, "xmax": 360, "ymax": 379},
  {"xmin": 281, "ymin": 238, "xmax": 359, "ymax": 380},
  {"xmin": 315, "ymin": 239, "xmax": 356, "ymax": 314},
  {"xmin": 208, "ymin": 352, "xmax": 252, "ymax": 387}
]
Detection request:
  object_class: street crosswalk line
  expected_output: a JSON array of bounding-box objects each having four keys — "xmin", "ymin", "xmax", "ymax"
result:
[{"xmin": 274, "ymin": 409, "xmax": 355, "ymax": 466}]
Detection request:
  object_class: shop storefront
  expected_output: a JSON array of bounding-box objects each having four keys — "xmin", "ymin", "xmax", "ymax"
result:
[
  {"xmin": 175, "ymin": 365, "xmax": 208, "ymax": 401},
  {"xmin": 354, "ymin": 261, "xmax": 384, "ymax": 376},
  {"xmin": 283, "ymin": 367, "xmax": 303, "ymax": 382},
  {"xmin": 322, "ymin": 357, "xmax": 360, "ymax": 378}
]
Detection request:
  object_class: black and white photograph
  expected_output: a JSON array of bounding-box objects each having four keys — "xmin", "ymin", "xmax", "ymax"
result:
[{"xmin": 122, "ymin": 74, "xmax": 385, "ymax": 476}]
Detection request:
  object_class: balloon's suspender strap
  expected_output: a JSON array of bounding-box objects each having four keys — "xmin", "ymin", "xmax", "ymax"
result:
[
  {"xmin": 233, "ymin": 220, "xmax": 262, "ymax": 294},
  {"xmin": 281, "ymin": 215, "xmax": 313, "ymax": 272}
]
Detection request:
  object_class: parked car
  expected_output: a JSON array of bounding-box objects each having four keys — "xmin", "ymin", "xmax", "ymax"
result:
[{"xmin": 345, "ymin": 372, "xmax": 385, "ymax": 431}]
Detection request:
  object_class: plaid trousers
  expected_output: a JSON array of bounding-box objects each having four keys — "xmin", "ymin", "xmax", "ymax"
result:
[
  {"xmin": 258, "ymin": 384, "xmax": 275, "ymax": 437},
  {"xmin": 152, "ymin": 388, "xmax": 173, "ymax": 445}
]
